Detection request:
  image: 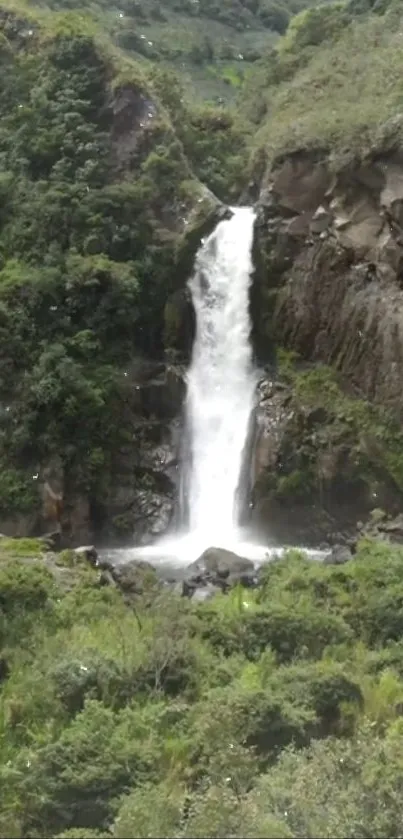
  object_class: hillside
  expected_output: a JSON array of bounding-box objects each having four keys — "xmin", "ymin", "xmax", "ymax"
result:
[
  {"xmin": 3, "ymin": 531, "xmax": 403, "ymax": 838},
  {"xmin": 0, "ymin": 0, "xmax": 402, "ymax": 545},
  {"xmin": 241, "ymin": 0, "xmax": 403, "ymax": 541},
  {"xmin": 241, "ymin": 0, "xmax": 403, "ymax": 162},
  {"xmin": 0, "ymin": 0, "xmax": 330, "ymax": 105},
  {"xmin": 0, "ymin": 2, "xmax": 238, "ymax": 544},
  {"xmin": 22, "ymin": 0, "xmax": 331, "ymax": 102},
  {"xmin": 3, "ymin": 2, "xmax": 403, "ymax": 838}
]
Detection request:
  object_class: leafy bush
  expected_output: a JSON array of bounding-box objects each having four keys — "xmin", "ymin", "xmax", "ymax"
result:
[
  {"xmin": 0, "ymin": 558, "xmax": 54, "ymax": 616},
  {"xmin": 2, "ymin": 535, "xmax": 403, "ymax": 835},
  {"xmin": 199, "ymin": 596, "xmax": 352, "ymax": 661},
  {"xmin": 242, "ymin": 2, "xmax": 403, "ymax": 159},
  {"xmin": 248, "ymin": 721, "xmax": 403, "ymax": 837},
  {"xmin": 16, "ymin": 699, "xmax": 165, "ymax": 835}
]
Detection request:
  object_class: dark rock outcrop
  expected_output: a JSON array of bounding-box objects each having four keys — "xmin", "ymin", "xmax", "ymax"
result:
[
  {"xmin": 250, "ymin": 376, "xmax": 403, "ymax": 546},
  {"xmin": 99, "ymin": 558, "xmax": 161, "ymax": 600},
  {"xmin": 182, "ymin": 546, "xmax": 257, "ymax": 597},
  {"xmin": 253, "ymin": 151, "xmax": 403, "ymax": 419},
  {"xmin": 96, "ymin": 361, "xmax": 187, "ymax": 546},
  {"xmin": 74, "ymin": 545, "xmax": 98, "ymax": 567},
  {"xmin": 356, "ymin": 509, "xmax": 403, "ymax": 546},
  {"xmin": 20, "ymin": 361, "xmax": 187, "ymax": 548},
  {"xmin": 323, "ymin": 544, "xmax": 353, "ymax": 565}
]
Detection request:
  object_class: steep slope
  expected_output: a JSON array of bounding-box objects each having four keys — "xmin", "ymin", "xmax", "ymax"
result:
[
  {"xmin": 245, "ymin": 0, "xmax": 403, "ymax": 541},
  {"xmin": 20, "ymin": 0, "xmax": 330, "ymax": 103},
  {"xmin": 0, "ymin": 6, "xmax": 227, "ymax": 542},
  {"xmin": 250, "ymin": 0, "xmax": 403, "ymax": 401}
]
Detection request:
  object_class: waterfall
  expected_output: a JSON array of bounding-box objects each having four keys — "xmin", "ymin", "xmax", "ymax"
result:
[
  {"xmin": 102, "ymin": 205, "xmax": 327, "ymax": 567},
  {"xmin": 180, "ymin": 206, "xmax": 257, "ymax": 548}
]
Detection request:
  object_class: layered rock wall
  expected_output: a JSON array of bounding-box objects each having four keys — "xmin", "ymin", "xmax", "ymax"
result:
[{"xmin": 253, "ymin": 151, "xmax": 403, "ymax": 417}]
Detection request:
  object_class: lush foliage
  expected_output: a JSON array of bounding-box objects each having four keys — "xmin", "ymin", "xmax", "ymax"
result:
[
  {"xmin": 1, "ymin": 1, "xmax": 403, "ymax": 832},
  {"xmin": 29, "ymin": 0, "xmax": 331, "ymax": 102},
  {"xmin": 0, "ymin": 11, "xmax": 227, "ymax": 525},
  {"xmin": 257, "ymin": 360, "xmax": 403, "ymax": 511},
  {"xmin": 2, "ymin": 538, "xmax": 403, "ymax": 836},
  {"xmin": 0, "ymin": 0, "xmax": 400, "ymax": 530},
  {"xmin": 241, "ymin": 0, "xmax": 403, "ymax": 162}
]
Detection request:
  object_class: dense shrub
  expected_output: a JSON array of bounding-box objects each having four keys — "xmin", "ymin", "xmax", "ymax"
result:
[{"xmin": 1, "ymin": 535, "xmax": 403, "ymax": 836}]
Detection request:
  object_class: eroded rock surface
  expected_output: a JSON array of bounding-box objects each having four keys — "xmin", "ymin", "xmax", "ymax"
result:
[
  {"xmin": 253, "ymin": 151, "xmax": 403, "ymax": 418},
  {"xmin": 250, "ymin": 375, "xmax": 403, "ymax": 546}
]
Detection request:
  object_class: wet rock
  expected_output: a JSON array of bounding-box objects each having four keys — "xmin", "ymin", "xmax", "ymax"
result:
[
  {"xmin": 129, "ymin": 491, "xmax": 174, "ymax": 546},
  {"xmin": 108, "ymin": 559, "xmax": 160, "ymax": 598},
  {"xmin": 41, "ymin": 530, "xmax": 62, "ymax": 551},
  {"xmin": 323, "ymin": 544, "xmax": 353, "ymax": 565},
  {"xmin": 41, "ymin": 456, "xmax": 64, "ymax": 532},
  {"xmin": 94, "ymin": 360, "xmax": 184, "ymax": 547},
  {"xmin": 356, "ymin": 510, "xmax": 403, "ymax": 547},
  {"xmin": 379, "ymin": 513, "xmax": 403, "ymax": 542},
  {"xmin": 135, "ymin": 366, "xmax": 186, "ymax": 422},
  {"xmin": 164, "ymin": 288, "xmax": 195, "ymax": 357},
  {"xmin": 74, "ymin": 545, "xmax": 98, "ymax": 567},
  {"xmin": 250, "ymin": 370, "xmax": 403, "ymax": 547},
  {"xmin": 98, "ymin": 569, "xmax": 116, "ymax": 588},
  {"xmin": 65, "ymin": 494, "xmax": 93, "ymax": 545},
  {"xmin": 183, "ymin": 547, "xmax": 256, "ymax": 596},
  {"xmin": 190, "ymin": 583, "xmax": 222, "ymax": 602}
]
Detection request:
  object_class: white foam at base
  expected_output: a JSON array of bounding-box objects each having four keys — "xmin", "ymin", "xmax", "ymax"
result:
[{"xmin": 102, "ymin": 531, "xmax": 326, "ymax": 568}]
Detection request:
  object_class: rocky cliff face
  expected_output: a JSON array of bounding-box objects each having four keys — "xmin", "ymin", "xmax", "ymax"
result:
[
  {"xmin": 249, "ymin": 373, "xmax": 403, "ymax": 546},
  {"xmin": 28, "ymin": 362, "xmax": 187, "ymax": 547},
  {"xmin": 253, "ymin": 149, "xmax": 403, "ymax": 416},
  {"xmin": 250, "ymin": 145, "xmax": 403, "ymax": 543}
]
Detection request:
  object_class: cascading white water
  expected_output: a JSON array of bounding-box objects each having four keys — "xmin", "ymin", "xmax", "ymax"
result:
[
  {"xmin": 101, "ymin": 206, "xmax": 327, "ymax": 567},
  {"xmin": 182, "ymin": 206, "xmax": 257, "ymax": 547}
]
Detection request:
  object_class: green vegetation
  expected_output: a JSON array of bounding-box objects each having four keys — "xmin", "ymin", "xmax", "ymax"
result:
[
  {"xmin": 33, "ymin": 0, "xmax": 332, "ymax": 102},
  {"xmin": 0, "ymin": 8, "xmax": 242, "ymax": 526},
  {"xmin": 1, "ymin": 0, "xmax": 403, "ymax": 836},
  {"xmin": 0, "ymin": 0, "xmax": 337, "ymax": 107},
  {"xmin": 258, "ymin": 360, "xmax": 403, "ymax": 507},
  {"xmin": 292, "ymin": 364, "xmax": 403, "ymax": 490},
  {"xmin": 1, "ymin": 538, "xmax": 403, "ymax": 835},
  {"xmin": 241, "ymin": 0, "xmax": 403, "ymax": 162},
  {"xmin": 0, "ymin": 0, "xmax": 400, "ymax": 539}
]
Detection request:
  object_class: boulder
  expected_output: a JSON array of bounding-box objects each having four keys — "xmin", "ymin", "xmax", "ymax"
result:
[
  {"xmin": 183, "ymin": 546, "xmax": 256, "ymax": 597},
  {"xmin": 41, "ymin": 530, "xmax": 62, "ymax": 551},
  {"xmin": 74, "ymin": 545, "xmax": 98, "ymax": 567},
  {"xmin": 108, "ymin": 559, "xmax": 160, "ymax": 598},
  {"xmin": 356, "ymin": 510, "xmax": 403, "ymax": 546},
  {"xmin": 190, "ymin": 583, "xmax": 222, "ymax": 602},
  {"xmin": 323, "ymin": 544, "xmax": 353, "ymax": 565}
]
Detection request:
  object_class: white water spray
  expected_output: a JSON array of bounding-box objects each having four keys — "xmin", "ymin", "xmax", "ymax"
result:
[
  {"xmin": 103, "ymin": 207, "xmax": 326, "ymax": 567},
  {"xmin": 181, "ymin": 206, "xmax": 256, "ymax": 547}
]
